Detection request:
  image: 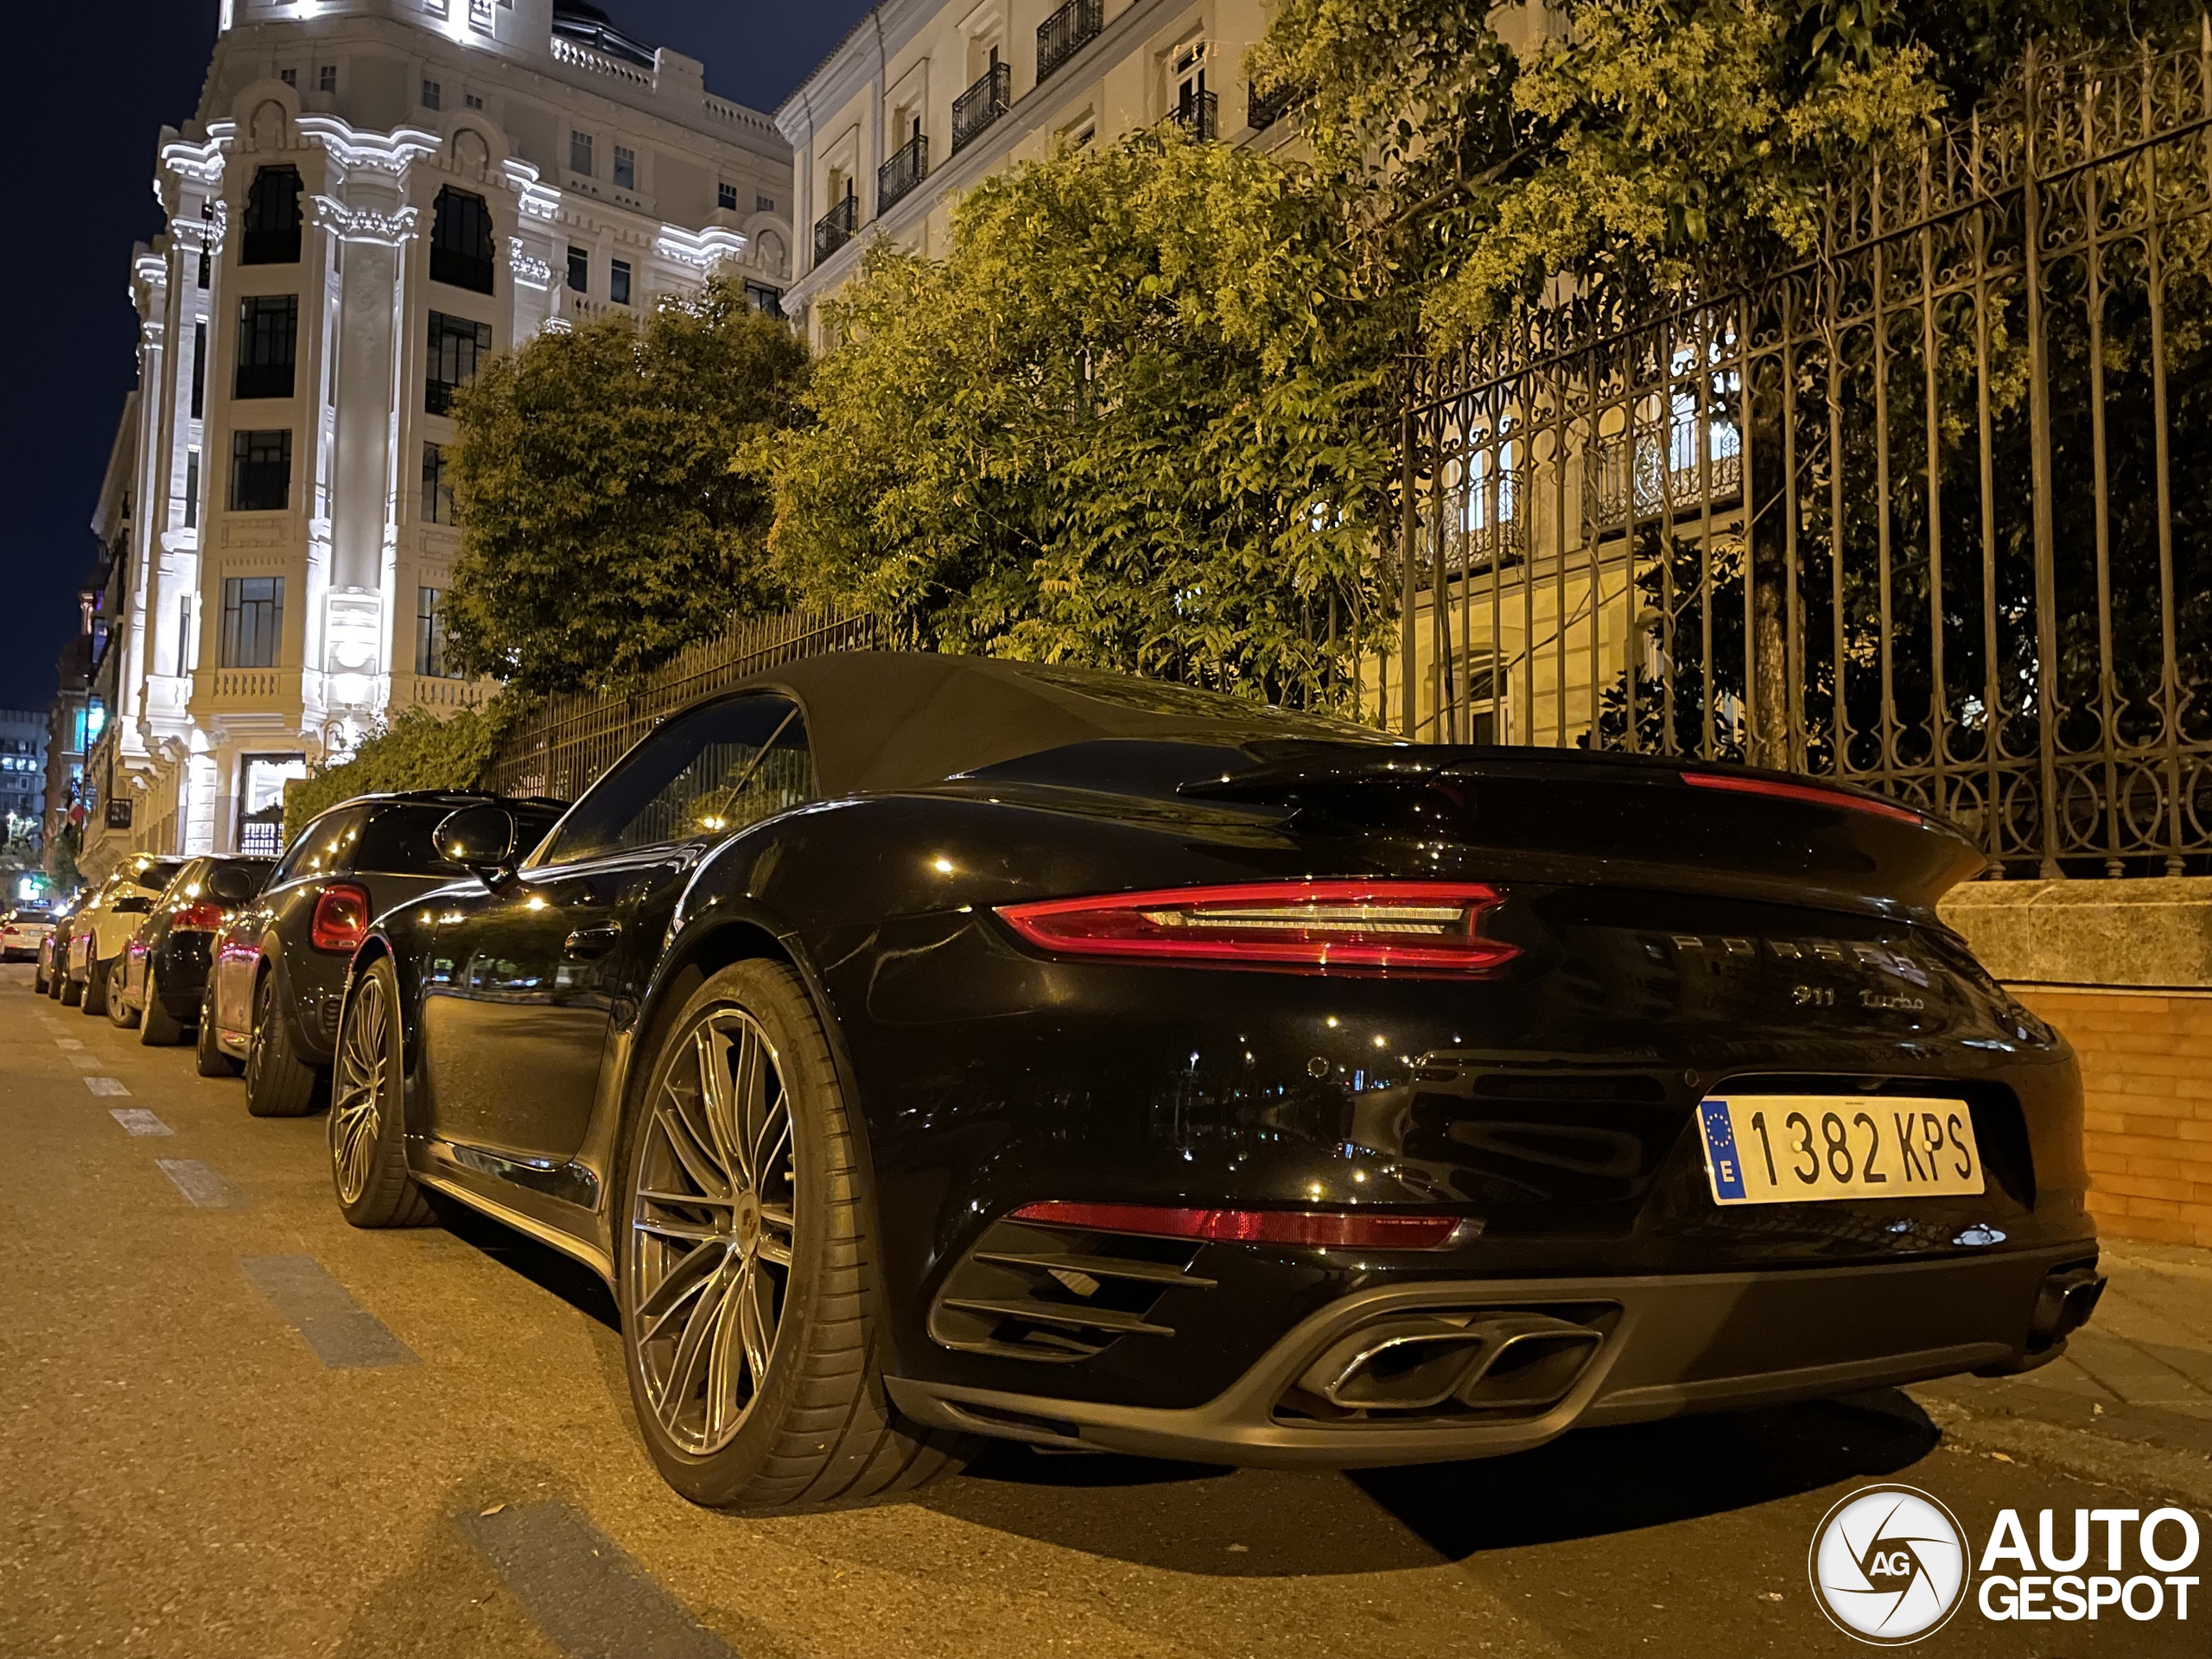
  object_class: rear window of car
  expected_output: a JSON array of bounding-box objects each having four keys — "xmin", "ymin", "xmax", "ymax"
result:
[
  {"xmin": 124, "ymin": 860, "xmax": 184, "ymax": 893},
  {"xmin": 268, "ymin": 807, "xmax": 368, "ymax": 887},
  {"xmin": 348, "ymin": 802, "xmax": 568, "ymax": 876}
]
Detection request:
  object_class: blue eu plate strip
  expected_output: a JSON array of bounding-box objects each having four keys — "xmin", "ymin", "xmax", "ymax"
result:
[{"xmin": 1698, "ymin": 1100, "xmax": 1746, "ymax": 1200}]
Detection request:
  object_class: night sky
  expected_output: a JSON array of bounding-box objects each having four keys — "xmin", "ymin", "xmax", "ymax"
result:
[{"xmin": 0, "ymin": 0, "xmax": 876, "ymax": 715}]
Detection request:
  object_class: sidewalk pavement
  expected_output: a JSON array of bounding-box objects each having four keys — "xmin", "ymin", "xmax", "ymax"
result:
[{"xmin": 1906, "ymin": 1238, "xmax": 2212, "ymax": 1507}]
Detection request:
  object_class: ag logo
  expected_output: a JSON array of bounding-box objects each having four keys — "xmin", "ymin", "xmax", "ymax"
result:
[{"xmin": 1809, "ymin": 1485, "xmax": 1969, "ymax": 1644}]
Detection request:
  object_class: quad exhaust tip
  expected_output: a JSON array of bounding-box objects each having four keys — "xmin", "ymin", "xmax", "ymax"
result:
[{"xmin": 1298, "ymin": 1311, "xmax": 1604, "ymax": 1414}]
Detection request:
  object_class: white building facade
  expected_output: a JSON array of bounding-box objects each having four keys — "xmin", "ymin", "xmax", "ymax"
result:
[{"xmin": 86, "ymin": 0, "xmax": 791, "ymax": 874}]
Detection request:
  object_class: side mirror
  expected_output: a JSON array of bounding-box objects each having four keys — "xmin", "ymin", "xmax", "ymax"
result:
[
  {"xmin": 207, "ymin": 864, "xmax": 261, "ymax": 905},
  {"xmin": 434, "ymin": 804, "xmax": 521, "ymax": 890}
]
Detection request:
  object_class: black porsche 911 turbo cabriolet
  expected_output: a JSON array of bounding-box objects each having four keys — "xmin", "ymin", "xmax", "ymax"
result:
[{"xmin": 327, "ymin": 652, "xmax": 2101, "ymax": 1514}]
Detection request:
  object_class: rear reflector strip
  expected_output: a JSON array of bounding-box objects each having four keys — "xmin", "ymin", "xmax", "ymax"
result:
[
  {"xmin": 1680, "ymin": 770, "xmax": 1923, "ymax": 824},
  {"xmin": 1009, "ymin": 1200, "xmax": 1462, "ymax": 1250},
  {"xmin": 995, "ymin": 880, "xmax": 1517, "ymax": 975}
]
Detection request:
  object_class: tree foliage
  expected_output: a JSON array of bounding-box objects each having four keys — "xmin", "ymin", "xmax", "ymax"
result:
[
  {"xmin": 765, "ymin": 132, "xmax": 1395, "ymax": 702},
  {"xmin": 1250, "ymin": 0, "xmax": 2200, "ymax": 338},
  {"xmin": 446, "ymin": 276, "xmax": 807, "ymax": 696},
  {"xmin": 282, "ymin": 704, "xmax": 515, "ymax": 839}
]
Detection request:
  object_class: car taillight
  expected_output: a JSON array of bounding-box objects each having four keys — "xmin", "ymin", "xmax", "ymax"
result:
[
  {"xmin": 995, "ymin": 880, "xmax": 1516, "ymax": 975},
  {"xmin": 309, "ymin": 883, "xmax": 372, "ymax": 954},
  {"xmin": 172, "ymin": 900, "xmax": 226, "ymax": 932},
  {"xmin": 1010, "ymin": 1200, "xmax": 1462, "ymax": 1249},
  {"xmin": 1680, "ymin": 769, "xmax": 1923, "ymax": 825}
]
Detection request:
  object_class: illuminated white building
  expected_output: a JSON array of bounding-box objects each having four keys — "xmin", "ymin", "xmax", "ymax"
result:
[{"xmin": 84, "ymin": 0, "xmax": 791, "ymax": 871}]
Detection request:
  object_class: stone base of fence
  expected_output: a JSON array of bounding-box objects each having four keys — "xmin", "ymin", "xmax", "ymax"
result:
[{"xmin": 1942, "ymin": 879, "xmax": 2212, "ymax": 1249}]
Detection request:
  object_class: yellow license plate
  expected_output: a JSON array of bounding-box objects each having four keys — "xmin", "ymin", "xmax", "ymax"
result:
[{"xmin": 1696, "ymin": 1095, "xmax": 1985, "ymax": 1205}]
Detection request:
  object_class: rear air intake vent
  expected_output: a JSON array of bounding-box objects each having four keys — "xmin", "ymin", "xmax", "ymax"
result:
[{"xmin": 929, "ymin": 1217, "xmax": 1215, "ymax": 1362}]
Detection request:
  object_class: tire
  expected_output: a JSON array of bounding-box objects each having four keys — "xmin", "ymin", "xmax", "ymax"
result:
[
  {"xmin": 82, "ymin": 957, "xmax": 112, "ymax": 1018},
  {"xmin": 197, "ymin": 979, "xmax": 241, "ymax": 1077},
  {"xmin": 245, "ymin": 966, "xmax": 321, "ymax": 1117},
  {"xmin": 616, "ymin": 960, "xmax": 972, "ymax": 1514},
  {"xmin": 33, "ymin": 951, "xmax": 48, "ymax": 995},
  {"xmin": 59, "ymin": 949, "xmax": 84, "ymax": 1007},
  {"xmin": 140, "ymin": 963, "xmax": 186, "ymax": 1046},
  {"xmin": 328, "ymin": 957, "xmax": 433, "ymax": 1227},
  {"xmin": 107, "ymin": 959, "xmax": 140, "ymax": 1028}
]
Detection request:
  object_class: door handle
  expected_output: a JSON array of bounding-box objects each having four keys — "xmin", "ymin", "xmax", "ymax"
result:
[{"xmin": 563, "ymin": 924, "xmax": 622, "ymax": 960}]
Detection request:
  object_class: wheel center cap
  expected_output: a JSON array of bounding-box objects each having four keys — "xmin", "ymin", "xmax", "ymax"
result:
[{"xmin": 734, "ymin": 1192, "xmax": 762, "ymax": 1251}]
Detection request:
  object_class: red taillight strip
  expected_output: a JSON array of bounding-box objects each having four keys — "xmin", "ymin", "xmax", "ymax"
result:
[
  {"xmin": 1010, "ymin": 1200, "xmax": 1461, "ymax": 1250},
  {"xmin": 995, "ymin": 880, "xmax": 1517, "ymax": 975},
  {"xmin": 1680, "ymin": 770, "xmax": 1923, "ymax": 825}
]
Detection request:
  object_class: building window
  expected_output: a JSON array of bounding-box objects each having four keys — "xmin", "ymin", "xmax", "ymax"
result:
[
  {"xmin": 234, "ymin": 296, "xmax": 299, "ymax": 400},
  {"xmin": 183, "ymin": 449, "xmax": 200, "ymax": 531},
  {"xmin": 717, "ymin": 181, "xmax": 738, "ymax": 212},
  {"xmin": 219, "ymin": 576, "xmax": 284, "ymax": 669},
  {"xmin": 318, "ymin": 65, "xmax": 337, "ymax": 93},
  {"xmin": 613, "ymin": 145, "xmax": 636, "ymax": 189},
  {"xmin": 423, "ymin": 79, "xmax": 442, "ymax": 111},
  {"xmin": 190, "ymin": 321, "xmax": 207, "ymax": 419},
  {"xmin": 566, "ymin": 245, "xmax": 588, "ymax": 293},
  {"xmin": 176, "ymin": 594, "xmax": 195, "ymax": 674},
  {"xmin": 429, "ymin": 188, "xmax": 496, "ymax": 294},
  {"xmin": 609, "ymin": 259, "xmax": 632, "ymax": 306},
  {"xmin": 570, "ymin": 130, "xmax": 594, "ymax": 176},
  {"xmin": 426, "ymin": 312, "xmax": 492, "ymax": 415},
  {"xmin": 422, "ymin": 442, "xmax": 456, "ymax": 525},
  {"xmin": 241, "ymin": 167, "xmax": 303, "ymax": 265},
  {"xmin": 743, "ymin": 283, "xmax": 783, "ymax": 318},
  {"xmin": 465, "ymin": 92, "xmax": 484, "ymax": 110},
  {"xmin": 756, "ymin": 194, "xmax": 775, "ymax": 213},
  {"xmin": 228, "ymin": 430, "xmax": 292, "ymax": 512},
  {"xmin": 416, "ymin": 588, "xmax": 455, "ymax": 677},
  {"xmin": 279, "ymin": 67, "xmax": 296, "ymax": 86}
]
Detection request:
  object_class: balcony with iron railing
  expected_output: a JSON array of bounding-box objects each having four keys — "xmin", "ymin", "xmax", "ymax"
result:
[
  {"xmin": 1248, "ymin": 79, "xmax": 1307, "ymax": 132},
  {"xmin": 814, "ymin": 193, "xmax": 859, "ymax": 264},
  {"xmin": 953, "ymin": 62, "xmax": 1012, "ymax": 155},
  {"xmin": 1168, "ymin": 89, "xmax": 1218, "ymax": 142},
  {"xmin": 1037, "ymin": 0, "xmax": 1103, "ymax": 84},
  {"xmin": 878, "ymin": 134, "xmax": 928, "ymax": 213},
  {"xmin": 1581, "ymin": 416, "xmax": 1744, "ymax": 531}
]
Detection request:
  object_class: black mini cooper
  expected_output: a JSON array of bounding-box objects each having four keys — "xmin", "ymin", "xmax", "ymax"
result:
[{"xmin": 325, "ymin": 654, "xmax": 2101, "ymax": 1515}]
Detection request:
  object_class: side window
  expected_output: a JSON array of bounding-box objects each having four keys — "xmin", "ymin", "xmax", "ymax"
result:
[
  {"xmin": 268, "ymin": 808, "xmax": 366, "ymax": 886},
  {"xmin": 540, "ymin": 696, "xmax": 811, "ymax": 864}
]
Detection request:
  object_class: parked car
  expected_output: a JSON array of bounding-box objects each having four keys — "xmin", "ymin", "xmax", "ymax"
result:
[
  {"xmin": 323, "ymin": 652, "xmax": 2101, "ymax": 1516},
  {"xmin": 60, "ymin": 858, "xmax": 183, "ymax": 1013},
  {"xmin": 2, "ymin": 903, "xmax": 56, "ymax": 963},
  {"xmin": 35, "ymin": 896, "xmax": 81, "ymax": 995},
  {"xmin": 107, "ymin": 855, "xmax": 274, "ymax": 1045},
  {"xmin": 203, "ymin": 791, "xmax": 567, "ymax": 1111}
]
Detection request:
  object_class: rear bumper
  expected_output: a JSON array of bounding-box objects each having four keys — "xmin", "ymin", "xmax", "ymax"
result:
[{"xmin": 886, "ymin": 1244, "xmax": 2098, "ymax": 1467}]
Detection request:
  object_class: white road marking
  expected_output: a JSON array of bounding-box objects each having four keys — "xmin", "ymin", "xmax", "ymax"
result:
[
  {"xmin": 110, "ymin": 1109, "xmax": 172, "ymax": 1137},
  {"xmin": 52, "ymin": 1038, "xmax": 82, "ymax": 1050},
  {"xmin": 83, "ymin": 1077, "xmax": 130, "ymax": 1097}
]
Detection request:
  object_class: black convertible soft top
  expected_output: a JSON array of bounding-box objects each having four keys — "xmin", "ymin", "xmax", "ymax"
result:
[{"xmin": 725, "ymin": 652, "xmax": 1394, "ymax": 797}]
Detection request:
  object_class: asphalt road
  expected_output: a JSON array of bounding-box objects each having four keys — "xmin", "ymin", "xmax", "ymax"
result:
[{"xmin": 2, "ymin": 961, "xmax": 2203, "ymax": 1659}]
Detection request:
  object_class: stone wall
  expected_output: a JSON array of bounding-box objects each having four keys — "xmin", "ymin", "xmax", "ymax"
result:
[{"xmin": 1941, "ymin": 878, "xmax": 2212, "ymax": 1248}]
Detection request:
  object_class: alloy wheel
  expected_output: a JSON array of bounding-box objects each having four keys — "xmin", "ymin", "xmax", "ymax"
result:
[
  {"xmin": 629, "ymin": 1008, "xmax": 796, "ymax": 1456},
  {"xmin": 328, "ymin": 973, "xmax": 389, "ymax": 1205}
]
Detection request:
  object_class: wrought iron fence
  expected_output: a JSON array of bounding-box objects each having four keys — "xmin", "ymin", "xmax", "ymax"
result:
[
  {"xmin": 482, "ymin": 610, "xmax": 883, "ymax": 802},
  {"xmin": 1391, "ymin": 28, "xmax": 2212, "ymax": 875}
]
